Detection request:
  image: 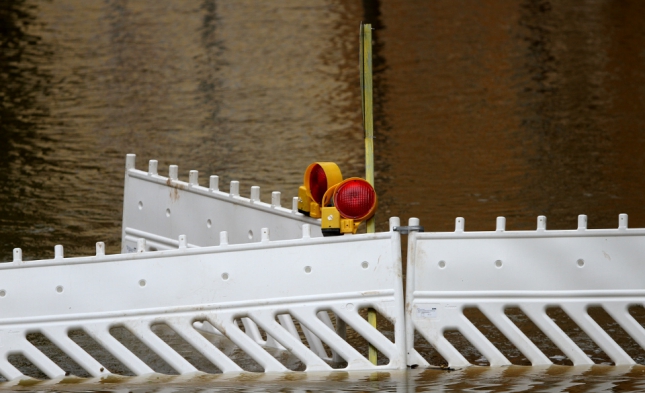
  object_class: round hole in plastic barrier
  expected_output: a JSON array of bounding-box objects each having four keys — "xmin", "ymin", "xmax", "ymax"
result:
[
  {"xmin": 361, "ymin": 261, "xmax": 369, "ymax": 269},
  {"xmin": 438, "ymin": 260, "xmax": 446, "ymax": 269},
  {"xmin": 222, "ymin": 273, "xmax": 229, "ymax": 280},
  {"xmin": 248, "ymin": 230, "xmax": 253, "ymax": 240},
  {"xmin": 56, "ymin": 286, "xmax": 63, "ymax": 293},
  {"xmin": 495, "ymin": 260, "xmax": 503, "ymax": 268},
  {"xmin": 166, "ymin": 208, "xmax": 171, "ymax": 217},
  {"xmin": 304, "ymin": 266, "xmax": 312, "ymax": 273},
  {"xmin": 138, "ymin": 201, "xmax": 143, "ymax": 210},
  {"xmin": 0, "ymin": 290, "xmax": 5, "ymax": 297},
  {"xmin": 577, "ymin": 259, "xmax": 585, "ymax": 267},
  {"xmin": 207, "ymin": 219, "xmax": 212, "ymax": 228},
  {"xmin": 139, "ymin": 279, "xmax": 146, "ymax": 287}
]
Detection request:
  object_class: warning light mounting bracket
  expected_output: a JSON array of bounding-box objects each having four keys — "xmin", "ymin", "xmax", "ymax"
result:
[{"xmin": 393, "ymin": 226, "xmax": 425, "ymax": 234}]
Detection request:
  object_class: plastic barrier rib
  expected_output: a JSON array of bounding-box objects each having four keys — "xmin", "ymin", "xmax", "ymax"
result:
[
  {"xmin": 0, "ymin": 221, "xmax": 405, "ymax": 381},
  {"xmin": 405, "ymin": 215, "xmax": 645, "ymax": 368},
  {"xmin": 122, "ymin": 154, "xmax": 321, "ymax": 253}
]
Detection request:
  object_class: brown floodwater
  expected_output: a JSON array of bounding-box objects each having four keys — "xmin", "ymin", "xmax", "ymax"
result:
[{"xmin": 2, "ymin": 0, "xmax": 645, "ymax": 390}]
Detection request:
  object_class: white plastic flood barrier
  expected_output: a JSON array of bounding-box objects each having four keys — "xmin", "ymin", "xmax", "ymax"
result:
[
  {"xmin": 405, "ymin": 215, "xmax": 645, "ymax": 368},
  {"xmin": 122, "ymin": 154, "xmax": 321, "ymax": 253},
  {"xmin": 0, "ymin": 220, "xmax": 405, "ymax": 381}
]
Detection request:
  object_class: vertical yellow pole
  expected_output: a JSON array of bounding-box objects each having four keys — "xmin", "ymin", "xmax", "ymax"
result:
[
  {"xmin": 362, "ymin": 24, "xmax": 375, "ymax": 219},
  {"xmin": 361, "ymin": 22, "xmax": 378, "ymax": 365}
]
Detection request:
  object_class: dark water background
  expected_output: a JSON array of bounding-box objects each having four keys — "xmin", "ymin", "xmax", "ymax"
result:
[{"xmin": 2, "ymin": 0, "xmax": 645, "ymax": 390}]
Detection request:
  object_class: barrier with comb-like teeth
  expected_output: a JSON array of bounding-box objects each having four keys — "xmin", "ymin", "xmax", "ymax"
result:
[
  {"xmin": 4, "ymin": 153, "xmax": 645, "ymax": 382},
  {"xmin": 405, "ymin": 214, "xmax": 645, "ymax": 368},
  {"xmin": 0, "ymin": 220, "xmax": 406, "ymax": 381},
  {"xmin": 122, "ymin": 154, "xmax": 321, "ymax": 253}
]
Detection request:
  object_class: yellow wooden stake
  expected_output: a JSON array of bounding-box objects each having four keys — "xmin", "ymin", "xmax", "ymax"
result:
[
  {"xmin": 360, "ymin": 22, "xmax": 378, "ymax": 366},
  {"xmin": 361, "ymin": 24, "xmax": 375, "ymax": 207}
]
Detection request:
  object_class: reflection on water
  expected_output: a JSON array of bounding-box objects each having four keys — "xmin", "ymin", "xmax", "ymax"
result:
[
  {"xmin": 2, "ymin": 0, "xmax": 645, "ymax": 390},
  {"xmin": 0, "ymin": 0, "xmax": 55, "ymax": 254},
  {"xmin": 379, "ymin": 0, "xmax": 645, "ymax": 232},
  {"xmin": 3, "ymin": 366, "xmax": 645, "ymax": 392}
]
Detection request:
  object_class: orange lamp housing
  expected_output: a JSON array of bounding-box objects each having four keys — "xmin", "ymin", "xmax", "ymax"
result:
[
  {"xmin": 297, "ymin": 162, "xmax": 343, "ymax": 218},
  {"xmin": 321, "ymin": 178, "xmax": 378, "ymax": 236}
]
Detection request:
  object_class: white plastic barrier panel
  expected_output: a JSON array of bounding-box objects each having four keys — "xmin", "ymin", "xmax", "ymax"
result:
[
  {"xmin": 406, "ymin": 215, "xmax": 645, "ymax": 368},
  {"xmin": 122, "ymin": 154, "xmax": 321, "ymax": 253},
  {"xmin": 0, "ymin": 220, "xmax": 405, "ymax": 381}
]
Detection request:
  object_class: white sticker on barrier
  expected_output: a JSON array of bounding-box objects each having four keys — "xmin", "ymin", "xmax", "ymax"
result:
[
  {"xmin": 122, "ymin": 155, "xmax": 321, "ymax": 253},
  {"xmin": 0, "ymin": 221, "xmax": 405, "ymax": 381},
  {"xmin": 416, "ymin": 306, "xmax": 439, "ymax": 319},
  {"xmin": 405, "ymin": 215, "xmax": 645, "ymax": 369}
]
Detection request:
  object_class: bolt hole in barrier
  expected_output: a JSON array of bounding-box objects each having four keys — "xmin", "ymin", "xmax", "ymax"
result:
[
  {"xmin": 405, "ymin": 215, "xmax": 645, "ymax": 369},
  {"xmin": 0, "ymin": 217, "xmax": 405, "ymax": 381}
]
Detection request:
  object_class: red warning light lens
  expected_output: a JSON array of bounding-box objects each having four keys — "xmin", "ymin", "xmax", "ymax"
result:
[
  {"xmin": 334, "ymin": 179, "xmax": 376, "ymax": 220},
  {"xmin": 309, "ymin": 164, "xmax": 328, "ymax": 204}
]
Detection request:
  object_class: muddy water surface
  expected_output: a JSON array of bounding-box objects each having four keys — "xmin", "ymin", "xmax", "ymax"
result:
[{"xmin": 2, "ymin": 0, "xmax": 645, "ymax": 390}]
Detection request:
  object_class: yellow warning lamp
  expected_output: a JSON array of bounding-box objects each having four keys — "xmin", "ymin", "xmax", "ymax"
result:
[
  {"xmin": 297, "ymin": 162, "xmax": 343, "ymax": 218},
  {"xmin": 321, "ymin": 178, "xmax": 378, "ymax": 236}
]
